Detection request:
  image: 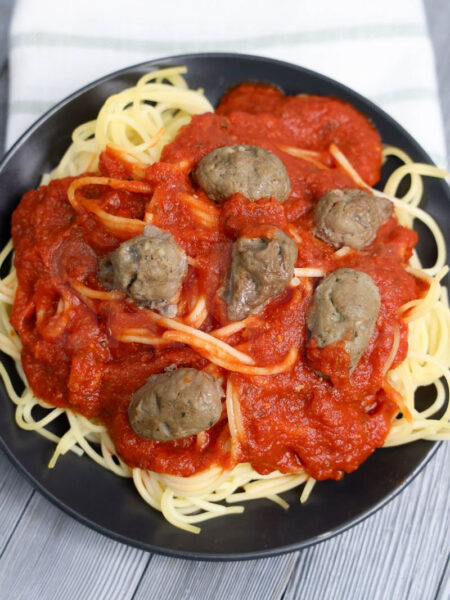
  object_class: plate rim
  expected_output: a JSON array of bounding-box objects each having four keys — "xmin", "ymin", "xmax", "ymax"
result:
[
  {"xmin": 0, "ymin": 51, "xmax": 448, "ymax": 560},
  {"xmin": 0, "ymin": 51, "xmax": 443, "ymax": 175},
  {"xmin": 0, "ymin": 429, "xmax": 441, "ymax": 561}
]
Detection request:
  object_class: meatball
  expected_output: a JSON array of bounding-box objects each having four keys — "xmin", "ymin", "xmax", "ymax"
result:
[
  {"xmin": 194, "ymin": 145, "xmax": 290, "ymax": 204},
  {"xmin": 307, "ymin": 268, "xmax": 380, "ymax": 370},
  {"xmin": 98, "ymin": 225, "xmax": 187, "ymax": 316},
  {"xmin": 225, "ymin": 229, "xmax": 298, "ymax": 321},
  {"xmin": 314, "ymin": 188, "xmax": 393, "ymax": 250},
  {"xmin": 128, "ymin": 368, "xmax": 223, "ymax": 441}
]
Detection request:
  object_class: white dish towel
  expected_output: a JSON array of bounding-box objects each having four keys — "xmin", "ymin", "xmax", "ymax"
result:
[{"xmin": 6, "ymin": 0, "xmax": 446, "ymax": 167}]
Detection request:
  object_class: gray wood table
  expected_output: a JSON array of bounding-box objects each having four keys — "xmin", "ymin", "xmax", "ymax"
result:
[{"xmin": 0, "ymin": 1, "xmax": 449, "ymax": 598}]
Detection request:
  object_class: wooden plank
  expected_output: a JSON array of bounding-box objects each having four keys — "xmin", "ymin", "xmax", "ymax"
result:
[
  {"xmin": 283, "ymin": 443, "xmax": 450, "ymax": 600},
  {"xmin": 0, "ymin": 490, "xmax": 150, "ymax": 600},
  {"xmin": 0, "ymin": 452, "xmax": 34, "ymax": 556},
  {"xmin": 435, "ymin": 555, "xmax": 450, "ymax": 600},
  {"xmin": 132, "ymin": 553, "xmax": 297, "ymax": 600},
  {"xmin": 0, "ymin": 443, "xmax": 448, "ymax": 600}
]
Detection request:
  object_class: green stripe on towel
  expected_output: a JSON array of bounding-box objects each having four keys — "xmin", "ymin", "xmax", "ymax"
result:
[{"xmin": 11, "ymin": 23, "xmax": 426, "ymax": 53}]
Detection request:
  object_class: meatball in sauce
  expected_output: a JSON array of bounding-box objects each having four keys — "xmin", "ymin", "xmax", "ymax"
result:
[
  {"xmin": 225, "ymin": 229, "xmax": 298, "ymax": 321},
  {"xmin": 98, "ymin": 225, "xmax": 187, "ymax": 316},
  {"xmin": 194, "ymin": 144, "xmax": 290, "ymax": 204},
  {"xmin": 308, "ymin": 268, "xmax": 381, "ymax": 370},
  {"xmin": 128, "ymin": 368, "xmax": 223, "ymax": 441},
  {"xmin": 314, "ymin": 188, "xmax": 392, "ymax": 250}
]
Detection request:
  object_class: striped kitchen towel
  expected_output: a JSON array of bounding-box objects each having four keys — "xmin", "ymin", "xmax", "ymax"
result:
[{"xmin": 6, "ymin": 0, "xmax": 446, "ymax": 166}]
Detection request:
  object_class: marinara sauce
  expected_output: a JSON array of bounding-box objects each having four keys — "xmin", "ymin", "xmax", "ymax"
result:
[{"xmin": 11, "ymin": 83, "xmax": 426, "ymax": 480}]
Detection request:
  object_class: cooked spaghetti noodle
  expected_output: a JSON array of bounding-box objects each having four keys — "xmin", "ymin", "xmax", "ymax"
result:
[
  {"xmin": 0, "ymin": 69, "xmax": 449, "ymax": 534},
  {"xmin": 40, "ymin": 67, "xmax": 213, "ymax": 185}
]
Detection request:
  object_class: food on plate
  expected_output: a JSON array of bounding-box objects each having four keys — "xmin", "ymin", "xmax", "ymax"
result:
[
  {"xmin": 0, "ymin": 66, "xmax": 449, "ymax": 535},
  {"xmin": 307, "ymin": 268, "xmax": 381, "ymax": 371},
  {"xmin": 194, "ymin": 144, "xmax": 291, "ymax": 203},
  {"xmin": 98, "ymin": 225, "xmax": 187, "ymax": 316},
  {"xmin": 224, "ymin": 228, "xmax": 298, "ymax": 320},
  {"xmin": 128, "ymin": 367, "xmax": 223, "ymax": 441},
  {"xmin": 313, "ymin": 188, "xmax": 393, "ymax": 249}
]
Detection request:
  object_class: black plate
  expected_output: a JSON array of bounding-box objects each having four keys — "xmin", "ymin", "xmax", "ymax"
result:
[{"xmin": 0, "ymin": 53, "xmax": 448, "ymax": 560}]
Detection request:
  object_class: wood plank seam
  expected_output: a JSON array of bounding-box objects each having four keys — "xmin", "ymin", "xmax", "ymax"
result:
[
  {"xmin": 129, "ymin": 553, "xmax": 153, "ymax": 600},
  {"xmin": 0, "ymin": 488, "xmax": 35, "ymax": 561}
]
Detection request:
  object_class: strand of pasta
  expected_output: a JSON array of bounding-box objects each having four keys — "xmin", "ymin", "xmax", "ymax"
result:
[
  {"xmin": 376, "ymin": 192, "xmax": 447, "ymax": 276},
  {"xmin": 70, "ymin": 280, "xmax": 126, "ymax": 301},
  {"xmin": 331, "ymin": 142, "xmax": 450, "ymax": 218},
  {"xmin": 382, "ymin": 321, "xmax": 401, "ymax": 376},
  {"xmin": 0, "ymin": 251, "xmax": 15, "ymax": 304},
  {"xmin": 0, "ymin": 303, "xmax": 20, "ymax": 355},
  {"xmin": 0, "ymin": 240, "xmax": 13, "ymax": 268},
  {"xmin": 334, "ymin": 246, "xmax": 352, "ymax": 258},
  {"xmin": 206, "ymin": 346, "xmax": 299, "ymax": 376},
  {"xmin": 398, "ymin": 266, "xmax": 448, "ymax": 321},
  {"xmin": 403, "ymin": 301, "xmax": 450, "ymax": 387},
  {"xmin": 286, "ymin": 224, "xmax": 303, "ymax": 244},
  {"xmin": 211, "ymin": 316, "xmax": 257, "ymax": 339},
  {"xmin": 278, "ymin": 144, "xmax": 329, "ymax": 170},
  {"xmin": 132, "ymin": 461, "xmax": 316, "ymax": 534},
  {"xmin": 227, "ymin": 473, "xmax": 309, "ymax": 503},
  {"xmin": 294, "ymin": 267, "xmax": 326, "ymax": 278},
  {"xmin": 179, "ymin": 193, "xmax": 220, "ymax": 228},
  {"xmin": 113, "ymin": 330, "xmax": 169, "ymax": 347},
  {"xmin": 110, "ymin": 321, "xmax": 276, "ymax": 369},
  {"xmin": 183, "ymin": 296, "xmax": 208, "ymax": 328},
  {"xmin": 382, "ymin": 145, "xmax": 424, "ymax": 206},
  {"xmin": 142, "ymin": 309, "xmax": 255, "ymax": 365},
  {"xmin": 41, "ymin": 67, "xmax": 213, "ymax": 184},
  {"xmin": 385, "ymin": 270, "xmax": 450, "ymax": 443},
  {"xmin": 384, "ymin": 163, "xmax": 449, "ymax": 201},
  {"xmin": 329, "ymin": 143, "xmax": 369, "ymax": 188},
  {"xmin": 80, "ymin": 201, "xmax": 147, "ymax": 236},
  {"xmin": 225, "ymin": 378, "xmax": 245, "ymax": 461},
  {"xmin": 67, "ymin": 176, "xmax": 151, "ymax": 235},
  {"xmin": 71, "ymin": 280, "xmax": 209, "ymax": 329},
  {"xmin": 133, "ymin": 465, "xmax": 246, "ymax": 534},
  {"xmin": 300, "ymin": 476, "xmax": 317, "ymax": 503},
  {"xmin": 161, "ymin": 329, "xmax": 299, "ymax": 375},
  {"xmin": 385, "ymin": 353, "xmax": 450, "ymax": 444},
  {"xmin": 330, "ymin": 142, "xmax": 448, "ymax": 276},
  {"xmin": 0, "ymin": 359, "xmax": 85, "ymax": 456}
]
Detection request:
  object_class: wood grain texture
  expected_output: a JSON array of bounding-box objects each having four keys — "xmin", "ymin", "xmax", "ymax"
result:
[
  {"xmin": 0, "ymin": 445, "xmax": 448, "ymax": 599},
  {"xmin": 0, "ymin": 483, "xmax": 149, "ymax": 600},
  {"xmin": 283, "ymin": 443, "xmax": 450, "ymax": 600},
  {"xmin": 0, "ymin": 453, "xmax": 34, "ymax": 556},
  {"xmin": 133, "ymin": 554, "xmax": 297, "ymax": 600},
  {"xmin": 0, "ymin": 1, "xmax": 449, "ymax": 598}
]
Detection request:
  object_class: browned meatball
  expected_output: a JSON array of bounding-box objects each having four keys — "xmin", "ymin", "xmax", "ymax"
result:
[
  {"xmin": 194, "ymin": 145, "xmax": 290, "ymax": 203},
  {"xmin": 307, "ymin": 268, "xmax": 380, "ymax": 370},
  {"xmin": 98, "ymin": 225, "xmax": 187, "ymax": 317},
  {"xmin": 128, "ymin": 368, "xmax": 223, "ymax": 441},
  {"xmin": 314, "ymin": 189, "xmax": 392, "ymax": 250},
  {"xmin": 224, "ymin": 229, "xmax": 298, "ymax": 321}
]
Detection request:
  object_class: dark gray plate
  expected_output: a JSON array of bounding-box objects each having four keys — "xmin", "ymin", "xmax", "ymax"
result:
[{"xmin": 0, "ymin": 53, "xmax": 448, "ymax": 560}]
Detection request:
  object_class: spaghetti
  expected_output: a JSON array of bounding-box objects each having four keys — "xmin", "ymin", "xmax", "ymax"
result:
[{"xmin": 0, "ymin": 69, "xmax": 449, "ymax": 534}]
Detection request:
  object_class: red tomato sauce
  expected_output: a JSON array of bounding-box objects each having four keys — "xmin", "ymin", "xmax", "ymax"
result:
[{"xmin": 11, "ymin": 84, "xmax": 426, "ymax": 480}]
